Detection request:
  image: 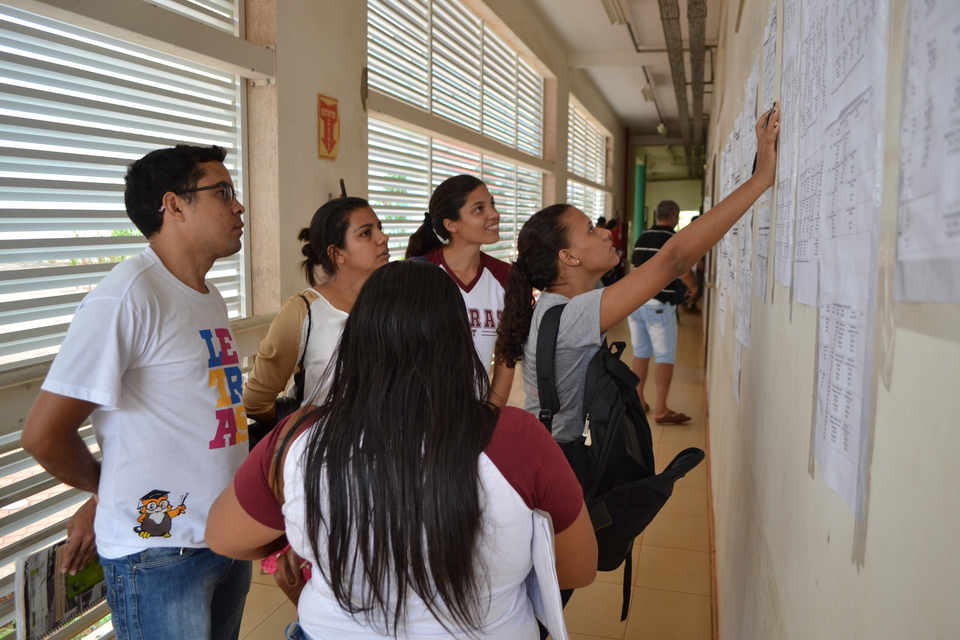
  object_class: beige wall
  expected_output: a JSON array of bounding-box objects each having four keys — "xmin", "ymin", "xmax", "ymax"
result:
[
  {"xmin": 706, "ymin": 0, "xmax": 960, "ymax": 637},
  {"xmin": 246, "ymin": 0, "xmax": 369, "ymax": 313},
  {"xmin": 245, "ymin": 0, "xmax": 625, "ymax": 315},
  {"xmin": 645, "ymin": 179, "xmax": 704, "ymax": 226}
]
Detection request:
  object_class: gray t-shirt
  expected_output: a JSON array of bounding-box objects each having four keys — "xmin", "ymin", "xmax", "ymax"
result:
[{"xmin": 522, "ymin": 289, "xmax": 606, "ymax": 442}]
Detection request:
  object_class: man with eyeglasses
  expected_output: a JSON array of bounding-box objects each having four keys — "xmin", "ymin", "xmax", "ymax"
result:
[{"xmin": 22, "ymin": 145, "xmax": 252, "ymax": 640}]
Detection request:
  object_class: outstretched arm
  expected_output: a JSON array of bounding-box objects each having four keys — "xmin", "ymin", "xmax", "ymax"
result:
[{"xmin": 599, "ymin": 103, "xmax": 780, "ymax": 332}]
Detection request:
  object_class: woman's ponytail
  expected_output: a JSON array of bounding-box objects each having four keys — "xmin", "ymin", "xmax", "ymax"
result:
[
  {"xmin": 405, "ymin": 212, "xmax": 444, "ymax": 258},
  {"xmin": 496, "ymin": 261, "xmax": 536, "ymax": 367},
  {"xmin": 405, "ymin": 175, "xmax": 486, "ymax": 258},
  {"xmin": 495, "ymin": 204, "xmax": 573, "ymax": 367}
]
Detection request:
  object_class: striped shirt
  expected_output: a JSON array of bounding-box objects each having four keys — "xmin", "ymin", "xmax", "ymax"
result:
[{"xmin": 631, "ymin": 225, "xmax": 680, "ymax": 304}]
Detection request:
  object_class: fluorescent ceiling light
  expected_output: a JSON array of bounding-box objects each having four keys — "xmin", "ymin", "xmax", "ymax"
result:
[{"xmin": 642, "ymin": 82, "xmax": 656, "ymax": 103}]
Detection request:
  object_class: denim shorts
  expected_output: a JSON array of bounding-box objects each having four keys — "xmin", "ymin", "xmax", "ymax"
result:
[
  {"xmin": 100, "ymin": 546, "xmax": 251, "ymax": 640},
  {"xmin": 627, "ymin": 300, "xmax": 678, "ymax": 364}
]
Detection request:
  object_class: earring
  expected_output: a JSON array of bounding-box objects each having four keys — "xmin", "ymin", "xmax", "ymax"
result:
[{"xmin": 575, "ymin": 259, "xmax": 581, "ymax": 265}]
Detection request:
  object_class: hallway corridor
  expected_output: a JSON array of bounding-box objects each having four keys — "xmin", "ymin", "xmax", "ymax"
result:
[{"xmin": 237, "ymin": 311, "xmax": 715, "ymax": 640}]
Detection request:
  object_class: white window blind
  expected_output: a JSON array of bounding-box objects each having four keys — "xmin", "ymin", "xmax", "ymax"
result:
[
  {"xmin": 145, "ymin": 0, "xmax": 239, "ymax": 34},
  {"xmin": 368, "ymin": 118, "xmax": 541, "ymax": 261},
  {"xmin": 0, "ymin": 5, "xmax": 246, "ymax": 371},
  {"xmin": 367, "ymin": 0, "xmax": 544, "ymax": 157},
  {"xmin": 566, "ymin": 180, "xmax": 607, "ymax": 222},
  {"xmin": 567, "ymin": 102, "xmax": 608, "ymax": 186}
]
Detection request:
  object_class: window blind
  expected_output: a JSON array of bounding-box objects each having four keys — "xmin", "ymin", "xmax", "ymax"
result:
[
  {"xmin": 145, "ymin": 0, "xmax": 238, "ymax": 34},
  {"xmin": 566, "ymin": 179, "xmax": 607, "ymax": 222},
  {"xmin": 0, "ymin": 5, "xmax": 245, "ymax": 371},
  {"xmin": 567, "ymin": 102, "xmax": 608, "ymax": 186},
  {"xmin": 367, "ymin": 0, "xmax": 544, "ymax": 158},
  {"xmin": 368, "ymin": 118, "xmax": 541, "ymax": 261}
]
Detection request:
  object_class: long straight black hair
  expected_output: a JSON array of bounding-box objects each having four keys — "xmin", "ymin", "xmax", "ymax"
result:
[{"xmin": 292, "ymin": 260, "xmax": 498, "ymax": 635}]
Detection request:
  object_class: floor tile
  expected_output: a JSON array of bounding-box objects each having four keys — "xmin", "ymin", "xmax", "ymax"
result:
[
  {"xmin": 239, "ymin": 582, "xmax": 288, "ymax": 638},
  {"xmin": 660, "ymin": 486, "xmax": 709, "ymax": 518},
  {"xmin": 569, "ymin": 634, "xmax": 621, "ymax": 640},
  {"xmin": 642, "ymin": 512, "xmax": 711, "ymax": 553},
  {"xmin": 243, "ymin": 598, "xmax": 298, "ymax": 640},
  {"xmin": 634, "ymin": 545, "xmax": 711, "ymax": 595},
  {"xmin": 659, "ymin": 424, "xmax": 707, "ymax": 448},
  {"xmin": 564, "ymin": 581, "xmax": 630, "ymax": 640},
  {"xmin": 624, "ymin": 588, "xmax": 712, "ymax": 640},
  {"xmin": 250, "ymin": 567, "xmax": 278, "ymax": 587}
]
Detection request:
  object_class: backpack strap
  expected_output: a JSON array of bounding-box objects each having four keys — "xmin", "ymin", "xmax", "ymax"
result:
[
  {"xmin": 535, "ymin": 304, "xmax": 566, "ymax": 431},
  {"xmin": 292, "ymin": 293, "xmax": 313, "ymax": 404}
]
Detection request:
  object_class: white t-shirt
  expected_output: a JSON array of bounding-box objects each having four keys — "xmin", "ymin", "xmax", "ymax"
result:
[
  {"xmin": 419, "ymin": 249, "xmax": 511, "ymax": 370},
  {"xmin": 42, "ymin": 248, "xmax": 247, "ymax": 559},
  {"xmin": 247, "ymin": 407, "xmax": 582, "ymax": 640}
]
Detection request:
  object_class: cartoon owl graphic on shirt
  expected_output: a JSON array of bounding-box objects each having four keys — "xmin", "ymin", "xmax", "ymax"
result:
[{"xmin": 134, "ymin": 490, "xmax": 187, "ymax": 538}]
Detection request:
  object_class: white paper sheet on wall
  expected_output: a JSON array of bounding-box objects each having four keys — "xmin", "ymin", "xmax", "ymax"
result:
[
  {"xmin": 736, "ymin": 209, "xmax": 754, "ymax": 348},
  {"xmin": 815, "ymin": 294, "xmax": 868, "ymax": 510},
  {"xmin": 742, "ymin": 60, "xmax": 760, "ymax": 186},
  {"xmin": 792, "ymin": 0, "xmax": 828, "ymax": 307},
  {"xmin": 775, "ymin": 0, "xmax": 801, "ymax": 287},
  {"xmin": 756, "ymin": 203, "xmax": 772, "ymax": 302},
  {"xmin": 760, "ymin": 3, "xmax": 777, "ymax": 204},
  {"xmin": 814, "ymin": 85, "xmax": 885, "ymax": 515},
  {"xmin": 732, "ymin": 115, "xmax": 743, "ymax": 189},
  {"xmin": 896, "ymin": 0, "xmax": 960, "ymax": 301}
]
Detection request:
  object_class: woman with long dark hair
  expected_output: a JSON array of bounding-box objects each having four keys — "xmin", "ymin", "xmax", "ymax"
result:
[
  {"xmin": 207, "ymin": 261, "xmax": 597, "ymax": 639},
  {"xmin": 242, "ymin": 197, "xmax": 389, "ymax": 429},
  {"xmin": 406, "ymin": 175, "xmax": 514, "ymax": 406},
  {"xmin": 496, "ymin": 106, "xmax": 780, "ymax": 443}
]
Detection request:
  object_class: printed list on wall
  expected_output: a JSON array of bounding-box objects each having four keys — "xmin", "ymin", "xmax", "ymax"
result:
[
  {"xmin": 897, "ymin": 0, "xmax": 960, "ymax": 302},
  {"xmin": 737, "ymin": 0, "xmax": 888, "ymax": 515}
]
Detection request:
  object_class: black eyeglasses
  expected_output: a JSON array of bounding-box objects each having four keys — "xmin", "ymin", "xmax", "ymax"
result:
[{"xmin": 175, "ymin": 182, "xmax": 237, "ymax": 204}]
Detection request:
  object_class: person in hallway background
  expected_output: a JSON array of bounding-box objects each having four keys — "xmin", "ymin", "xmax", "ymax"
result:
[
  {"xmin": 242, "ymin": 197, "xmax": 389, "ymax": 441},
  {"xmin": 406, "ymin": 174, "xmax": 514, "ymax": 406},
  {"xmin": 496, "ymin": 104, "xmax": 779, "ymax": 449},
  {"xmin": 206, "ymin": 261, "xmax": 597, "ymax": 640},
  {"xmin": 20, "ymin": 145, "xmax": 252, "ymax": 640},
  {"xmin": 628, "ymin": 200, "xmax": 699, "ymax": 424}
]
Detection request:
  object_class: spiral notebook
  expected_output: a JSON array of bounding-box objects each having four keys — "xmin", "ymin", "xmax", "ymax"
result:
[{"xmin": 15, "ymin": 540, "xmax": 106, "ymax": 640}]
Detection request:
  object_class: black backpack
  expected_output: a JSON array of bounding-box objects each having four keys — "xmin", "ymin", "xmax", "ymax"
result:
[{"xmin": 536, "ymin": 304, "xmax": 705, "ymax": 620}]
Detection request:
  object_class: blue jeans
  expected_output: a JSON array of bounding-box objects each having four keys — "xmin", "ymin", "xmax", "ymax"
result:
[
  {"xmin": 100, "ymin": 547, "xmax": 251, "ymax": 640},
  {"xmin": 285, "ymin": 622, "xmax": 309, "ymax": 639}
]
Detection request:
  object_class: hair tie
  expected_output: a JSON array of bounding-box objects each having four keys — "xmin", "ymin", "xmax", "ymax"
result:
[
  {"xmin": 423, "ymin": 211, "xmax": 432, "ymax": 226},
  {"xmin": 514, "ymin": 256, "xmax": 526, "ymax": 270}
]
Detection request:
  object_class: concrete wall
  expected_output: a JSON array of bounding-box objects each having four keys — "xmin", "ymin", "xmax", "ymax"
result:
[
  {"xmin": 705, "ymin": 0, "xmax": 960, "ymax": 637},
  {"xmin": 246, "ymin": 0, "xmax": 624, "ymax": 313},
  {"xmin": 645, "ymin": 180, "xmax": 704, "ymax": 226}
]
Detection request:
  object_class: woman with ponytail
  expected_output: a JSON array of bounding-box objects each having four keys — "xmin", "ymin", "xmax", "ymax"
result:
[
  {"xmin": 406, "ymin": 175, "xmax": 514, "ymax": 406},
  {"xmin": 497, "ymin": 105, "xmax": 781, "ymax": 443},
  {"xmin": 208, "ymin": 261, "xmax": 597, "ymax": 639},
  {"xmin": 242, "ymin": 197, "xmax": 389, "ymax": 429}
]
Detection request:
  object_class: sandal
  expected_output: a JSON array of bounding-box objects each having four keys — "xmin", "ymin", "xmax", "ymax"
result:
[{"xmin": 655, "ymin": 410, "xmax": 692, "ymax": 425}]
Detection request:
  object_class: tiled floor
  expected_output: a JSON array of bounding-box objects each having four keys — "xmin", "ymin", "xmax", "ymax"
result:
[{"xmin": 238, "ymin": 312, "xmax": 713, "ymax": 640}]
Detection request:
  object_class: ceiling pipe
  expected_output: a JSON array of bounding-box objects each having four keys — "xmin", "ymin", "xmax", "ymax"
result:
[
  {"xmin": 655, "ymin": 0, "xmax": 694, "ymax": 177},
  {"xmin": 688, "ymin": 0, "xmax": 707, "ymax": 177}
]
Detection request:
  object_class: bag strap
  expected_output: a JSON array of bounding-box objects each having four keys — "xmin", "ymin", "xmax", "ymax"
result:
[
  {"xmin": 535, "ymin": 304, "xmax": 566, "ymax": 431},
  {"xmin": 292, "ymin": 293, "xmax": 313, "ymax": 404}
]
